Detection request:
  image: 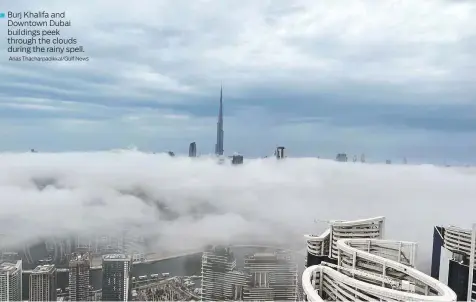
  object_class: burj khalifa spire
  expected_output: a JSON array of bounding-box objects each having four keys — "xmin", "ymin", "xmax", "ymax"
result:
[{"xmin": 215, "ymin": 86, "xmax": 224, "ymax": 156}]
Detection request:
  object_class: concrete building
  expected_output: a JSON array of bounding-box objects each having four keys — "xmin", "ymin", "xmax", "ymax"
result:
[
  {"xmin": 231, "ymin": 154, "xmax": 244, "ymax": 165},
  {"xmin": 69, "ymin": 252, "xmax": 90, "ymax": 301},
  {"xmin": 101, "ymin": 254, "xmax": 131, "ymax": 301},
  {"xmin": 431, "ymin": 224, "xmax": 476, "ymax": 301},
  {"xmin": 275, "ymin": 146, "xmax": 285, "ymax": 159},
  {"xmin": 0, "ymin": 260, "xmax": 22, "ymax": 301},
  {"xmin": 201, "ymin": 246, "xmax": 242, "ymax": 301},
  {"xmin": 189, "ymin": 142, "xmax": 197, "ymax": 157},
  {"xmin": 29, "ymin": 264, "xmax": 57, "ymax": 301},
  {"xmin": 224, "ymin": 270, "xmax": 246, "ymax": 300},
  {"xmin": 243, "ymin": 252, "xmax": 298, "ymax": 301},
  {"xmin": 336, "ymin": 153, "xmax": 348, "ymax": 162},
  {"xmin": 215, "ymin": 86, "xmax": 224, "ymax": 156}
]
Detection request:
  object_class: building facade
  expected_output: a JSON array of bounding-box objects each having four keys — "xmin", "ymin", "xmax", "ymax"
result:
[
  {"xmin": 29, "ymin": 264, "xmax": 57, "ymax": 301},
  {"xmin": 231, "ymin": 154, "xmax": 244, "ymax": 165},
  {"xmin": 69, "ymin": 252, "xmax": 90, "ymax": 301},
  {"xmin": 275, "ymin": 147, "xmax": 285, "ymax": 159},
  {"xmin": 0, "ymin": 260, "xmax": 22, "ymax": 301},
  {"xmin": 431, "ymin": 224, "xmax": 476, "ymax": 301},
  {"xmin": 101, "ymin": 254, "xmax": 131, "ymax": 301},
  {"xmin": 201, "ymin": 246, "xmax": 243, "ymax": 301},
  {"xmin": 243, "ymin": 252, "xmax": 298, "ymax": 301},
  {"xmin": 224, "ymin": 270, "xmax": 246, "ymax": 300},
  {"xmin": 335, "ymin": 153, "xmax": 348, "ymax": 162},
  {"xmin": 215, "ymin": 86, "xmax": 224, "ymax": 156},
  {"xmin": 189, "ymin": 142, "xmax": 197, "ymax": 157}
]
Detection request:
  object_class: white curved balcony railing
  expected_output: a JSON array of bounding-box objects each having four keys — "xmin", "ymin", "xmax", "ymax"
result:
[
  {"xmin": 302, "ymin": 238, "xmax": 456, "ymax": 301},
  {"xmin": 305, "ymin": 216, "xmax": 385, "ymax": 259},
  {"xmin": 443, "ymin": 226, "xmax": 472, "ymax": 256},
  {"xmin": 305, "ymin": 229, "xmax": 330, "ymax": 257},
  {"xmin": 329, "ymin": 217, "xmax": 385, "ymax": 259}
]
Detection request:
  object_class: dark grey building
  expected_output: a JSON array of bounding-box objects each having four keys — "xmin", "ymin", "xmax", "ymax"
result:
[
  {"xmin": 101, "ymin": 254, "xmax": 131, "ymax": 301},
  {"xmin": 189, "ymin": 142, "xmax": 197, "ymax": 157},
  {"xmin": 69, "ymin": 253, "xmax": 90, "ymax": 301},
  {"xmin": 431, "ymin": 225, "xmax": 476, "ymax": 301},
  {"xmin": 215, "ymin": 86, "xmax": 224, "ymax": 156},
  {"xmin": 335, "ymin": 153, "xmax": 347, "ymax": 162},
  {"xmin": 231, "ymin": 154, "xmax": 243, "ymax": 165},
  {"xmin": 275, "ymin": 147, "xmax": 285, "ymax": 159}
]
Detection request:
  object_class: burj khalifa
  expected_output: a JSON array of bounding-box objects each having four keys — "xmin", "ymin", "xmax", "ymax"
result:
[{"xmin": 215, "ymin": 86, "xmax": 224, "ymax": 156}]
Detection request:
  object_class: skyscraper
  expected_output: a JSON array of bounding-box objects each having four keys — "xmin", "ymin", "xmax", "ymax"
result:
[
  {"xmin": 201, "ymin": 246, "xmax": 244, "ymax": 301},
  {"xmin": 431, "ymin": 224, "xmax": 476, "ymax": 301},
  {"xmin": 275, "ymin": 147, "xmax": 285, "ymax": 159},
  {"xmin": 29, "ymin": 264, "xmax": 57, "ymax": 301},
  {"xmin": 0, "ymin": 260, "xmax": 22, "ymax": 301},
  {"xmin": 243, "ymin": 252, "xmax": 298, "ymax": 301},
  {"xmin": 231, "ymin": 154, "xmax": 244, "ymax": 165},
  {"xmin": 336, "ymin": 153, "xmax": 348, "ymax": 162},
  {"xmin": 101, "ymin": 254, "xmax": 131, "ymax": 301},
  {"xmin": 69, "ymin": 252, "xmax": 90, "ymax": 301},
  {"xmin": 189, "ymin": 142, "xmax": 197, "ymax": 157},
  {"xmin": 215, "ymin": 86, "xmax": 224, "ymax": 156}
]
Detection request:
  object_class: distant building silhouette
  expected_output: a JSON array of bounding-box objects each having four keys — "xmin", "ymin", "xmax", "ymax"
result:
[
  {"xmin": 232, "ymin": 154, "xmax": 244, "ymax": 165},
  {"xmin": 215, "ymin": 86, "xmax": 224, "ymax": 156},
  {"xmin": 189, "ymin": 142, "xmax": 197, "ymax": 157},
  {"xmin": 167, "ymin": 151, "xmax": 175, "ymax": 157},
  {"xmin": 336, "ymin": 153, "xmax": 347, "ymax": 162},
  {"xmin": 275, "ymin": 147, "xmax": 285, "ymax": 159}
]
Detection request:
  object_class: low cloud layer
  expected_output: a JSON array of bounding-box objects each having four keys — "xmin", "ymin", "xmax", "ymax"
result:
[{"xmin": 0, "ymin": 151, "xmax": 474, "ymax": 270}]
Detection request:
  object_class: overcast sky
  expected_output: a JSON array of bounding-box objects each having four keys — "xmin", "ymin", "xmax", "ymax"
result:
[{"xmin": 1, "ymin": 0, "xmax": 475, "ymax": 163}]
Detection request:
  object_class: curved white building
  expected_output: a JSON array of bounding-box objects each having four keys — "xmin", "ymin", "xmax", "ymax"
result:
[{"xmin": 303, "ymin": 216, "xmax": 456, "ymax": 301}]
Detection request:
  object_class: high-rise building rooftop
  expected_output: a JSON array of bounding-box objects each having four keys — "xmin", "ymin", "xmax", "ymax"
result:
[
  {"xmin": 102, "ymin": 253, "xmax": 129, "ymax": 260},
  {"xmin": 0, "ymin": 260, "xmax": 22, "ymax": 301},
  {"xmin": 102, "ymin": 254, "xmax": 131, "ymax": 301},
  {"xmin": 201, "ymin": 245, "xmax": 240, "ymax": 301},
  {"xmin": 69, "ymin": 253, "xmax": 90, "ymax": 302},
  {"xmin": 30, "ymin": 264, "xmax": 57, "ymax": 301}
]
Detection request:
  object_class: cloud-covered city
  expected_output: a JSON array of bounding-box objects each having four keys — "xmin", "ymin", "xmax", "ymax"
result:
[
  {"xmin": 1, "ymin": 1, "xmax": 476, "ymax": 300},
  {"xmin": 1, "ymin": 151, "xmax": 475, "ymax": 270}
]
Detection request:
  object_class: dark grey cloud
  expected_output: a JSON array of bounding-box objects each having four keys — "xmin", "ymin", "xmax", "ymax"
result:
[{"xmin": 0, "ymin": 0, "xmax": 475, "ymax": 161}]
